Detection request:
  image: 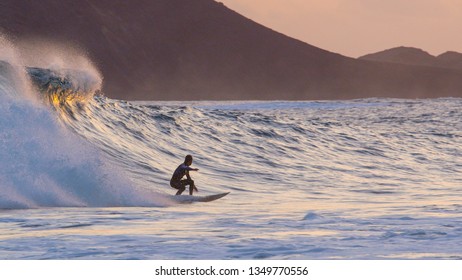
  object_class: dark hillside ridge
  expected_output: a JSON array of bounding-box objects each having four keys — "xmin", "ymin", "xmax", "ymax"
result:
[
  {"xmin": 360, "ymin": 47, "xmax": 462, "ymax": 70},
  {"xmin": 2, "ymin": 0, "xmax": 462, "ymax": 100}
]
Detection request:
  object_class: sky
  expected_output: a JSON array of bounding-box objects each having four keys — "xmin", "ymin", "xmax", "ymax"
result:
[{"xmin": 219, "ymin": 0, "xmax": 462, "ymax": 58}]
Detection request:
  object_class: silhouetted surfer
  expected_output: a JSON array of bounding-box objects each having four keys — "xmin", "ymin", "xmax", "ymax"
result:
[{"xmin": 170, "ymin": 155, "xmax": 199, "ymax": 195}]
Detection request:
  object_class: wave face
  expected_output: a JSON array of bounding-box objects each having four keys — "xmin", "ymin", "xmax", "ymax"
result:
[{"xmin": 40, "ymin": 76, "xmax": 462, "ymax": 213}]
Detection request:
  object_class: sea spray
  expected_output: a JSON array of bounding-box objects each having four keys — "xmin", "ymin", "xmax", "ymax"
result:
[{"xmin": 0, "ymin": 37, "xmax": 168, "ymax": 208}]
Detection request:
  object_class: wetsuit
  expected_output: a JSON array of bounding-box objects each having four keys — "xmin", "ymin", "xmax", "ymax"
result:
[{"xmin": 170, "ymin": 163, "xmax": 196, "ymax": 195}]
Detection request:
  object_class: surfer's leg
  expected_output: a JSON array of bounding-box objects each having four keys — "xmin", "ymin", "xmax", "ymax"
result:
[
  {"xmin": 188, "ymin": 180, "xmax": 194, "ymax": 195},
  {"xmin": 186, "ymin": 179, "xmax": 196, "ymax": 195},
  {"xmin": 171, "ymin": 181, "xmax": 185, "ymax": 195},
  {"xmin": 175, "ymin": 187, "xmax": 185, "ymax": 195},
  {"xmin": 178, "ymin": 180, "xmax": 191, "ymax": 195}
]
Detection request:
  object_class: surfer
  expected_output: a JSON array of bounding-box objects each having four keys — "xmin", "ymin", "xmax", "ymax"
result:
[{"xmin": 170, "ymin": 155, "xmax": 199, "ymax": 195}]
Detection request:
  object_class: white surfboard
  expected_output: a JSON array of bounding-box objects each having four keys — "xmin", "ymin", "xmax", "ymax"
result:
[{"xmin": 172, "ymin": 192, "xmax": 230, "ymax": 203}]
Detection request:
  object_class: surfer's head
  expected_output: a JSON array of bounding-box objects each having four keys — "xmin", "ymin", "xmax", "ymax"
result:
[{"xmin": 184, "ymin": 155, "xmax": 193, "ymax": 166}]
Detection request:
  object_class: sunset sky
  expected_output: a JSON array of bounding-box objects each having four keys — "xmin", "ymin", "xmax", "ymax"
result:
[{"xmin": 219, "ymin": 0, "xmax": 462, "ymax": 58}]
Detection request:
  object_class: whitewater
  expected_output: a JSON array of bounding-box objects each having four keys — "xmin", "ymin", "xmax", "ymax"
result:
[{"xmin": 1, "ymin": 40, "xmax": 462, "ymax": 259}]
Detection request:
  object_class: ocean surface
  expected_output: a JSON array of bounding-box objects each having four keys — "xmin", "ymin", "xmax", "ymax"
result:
[{"xmin": 1, "ymin": 42, "xmax": 462, "ymax": 259}]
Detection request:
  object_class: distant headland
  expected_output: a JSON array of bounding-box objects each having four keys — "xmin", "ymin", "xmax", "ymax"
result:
[{"xmin": 359, "ymin": 47, "xmax": 462, "ymax": 70}]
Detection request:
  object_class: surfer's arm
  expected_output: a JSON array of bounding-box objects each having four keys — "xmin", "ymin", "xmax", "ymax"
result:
[
  {"xmin": 185, "ymin": 166, "xmax": 199, "ymax": 172},
  {"xmin": 186, "ymin": 168, "xmax": 199, "ymax": 178}
]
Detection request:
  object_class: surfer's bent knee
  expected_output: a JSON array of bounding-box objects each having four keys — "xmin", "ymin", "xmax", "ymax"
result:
[{"xmin": 170, "ymin": 181, "xmax": 184, "ymax": 191}]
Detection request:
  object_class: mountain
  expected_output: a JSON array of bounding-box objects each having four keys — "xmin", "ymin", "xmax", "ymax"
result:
[
  {"xmin": 359, "ymin": 47, "xmax": 436, "ymax": 66},
  {"xmin": 2, "ymin": 0, "xmax": 462, "ymax": 100},
  {"xmin": 436, "ymin": 51, "xmax": 462, "ymax": 70},
  {"xmin": 359, "ymin": 47, "xmax": 462, "ymax": 70}
]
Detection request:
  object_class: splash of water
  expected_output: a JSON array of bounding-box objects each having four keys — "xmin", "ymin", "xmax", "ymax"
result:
[{"xmin": 0, "ymin": 36, "xmax": 169, "ymax": 209}]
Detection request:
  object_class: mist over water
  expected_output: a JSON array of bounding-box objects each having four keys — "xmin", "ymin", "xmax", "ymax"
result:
[{"xmin": 1, "ymin": 38, "xmax": 462, "ymax": 259}]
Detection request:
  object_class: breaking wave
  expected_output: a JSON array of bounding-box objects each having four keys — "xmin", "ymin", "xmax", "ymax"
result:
[{"xmin": 0, "ymin": 37, "xmax": 169, "ymax": 208}]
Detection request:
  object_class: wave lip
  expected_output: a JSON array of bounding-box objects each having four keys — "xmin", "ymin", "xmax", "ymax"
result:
[{"xmin": 27, "ymin": 66, "xmax": 102, "ymax": 107}]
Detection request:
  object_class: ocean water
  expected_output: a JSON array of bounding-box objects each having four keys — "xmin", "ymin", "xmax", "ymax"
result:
[{"xmin": 1, "ymin": 45, "xmax": 462, "ymax": 259}]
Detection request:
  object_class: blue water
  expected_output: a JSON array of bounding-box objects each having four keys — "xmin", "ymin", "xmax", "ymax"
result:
[{"xmin": 1, "ymin": 41, "xmax": 462, "ymax": 259}]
